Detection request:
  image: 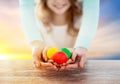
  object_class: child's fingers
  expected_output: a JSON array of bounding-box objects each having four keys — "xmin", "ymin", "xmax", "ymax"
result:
[
  {"xmin": 42, "ymin": 47, "xmax": 50, "ymax": 62},
  {"xmin": 41, "ymin": 62, "xmax": 58, "ymax": 71},
  {"xmin": 52, "ymin": 65, "xmax": 59, "ymax": 71},
  {"xmin": 53, "ymin": 62, "xmax": 57, "ymax": 66},
  {"xmin": 71, "ymin": 51, "xmax": 77, "ymax": 62},
  {"xmin": 66, "ymin": 56, "xmax": 87, "ymax": 70},
  {"xmin": 59, "ymin": 66, "xmax": 66, "ymax": 71},
  {"xmin": 66, "ymin": 63, "xmax": 78, "ymax": 69},
  {"xmin": 33, "ymin": 59, "xmax": 41, "ymax": 68},
  {"xmin": 79, "ymin": 55, "xmax": 87, "ymax": 69},
  {"xmin": 62, "ymin": 63, "xmax": 66, "ymax": 66},
  {"xmin": 33, "ymin": 54, "xmax": 42, "ymax": 68},
  {"xmin": 40, "ymin": 62, "xmax": 53, "ymax": 67},
  {"xmin": 66, "ymin": 59, "xmax": 74, "ymax": 64},
  {"xmin": 33, "ymin": 52, "xmax": 49, "ymax": 68},
  {"xmin": 48, "ymin": 60, "xmax": 54, "ymax": 63},
  {"xmin": 32, "ymin": 46, "xmax": 44, "ymax": 62}
]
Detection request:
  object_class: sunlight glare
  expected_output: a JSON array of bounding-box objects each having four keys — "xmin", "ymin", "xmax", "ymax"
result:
[{"xmin": 0, "ymin": 54, "xmax": 9, "ymax": 60}]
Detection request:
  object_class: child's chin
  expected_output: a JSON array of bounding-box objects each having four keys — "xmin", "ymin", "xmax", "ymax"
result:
[{"xmin": 54, "ymin": 11, "xmax": 66, "ymax": 15}]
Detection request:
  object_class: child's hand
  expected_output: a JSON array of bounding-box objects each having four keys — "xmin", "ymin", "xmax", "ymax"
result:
[
  {"xmin": 67, "ymin": 47, "xmax": 87, "ymax": 69},
  {"xmin": 41, "ymin": 46, "xmax": 58, "ymax": 70},
  {"xmin": 32, "ymin": 42, "xmax": 58, "ymax": 70},
  {"xmin": 60, "ymin": 48, "xmax": 87, "ymax": 70}
]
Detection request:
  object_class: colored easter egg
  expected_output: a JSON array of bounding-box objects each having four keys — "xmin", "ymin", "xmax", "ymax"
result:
[
  {"xmin": 52, "ymin": 52, "xmax": 68, "ymax": 64},
  {"xmin": 61, "ymin": 48, "xmax": 72, "ymax": 59},
  {"xmin": 47, "ymin": 47, "xmax": 59, "ymax": 59}
]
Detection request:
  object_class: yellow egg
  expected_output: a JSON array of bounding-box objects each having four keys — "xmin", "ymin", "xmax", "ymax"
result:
[{"xmin": 47, "ymin": 47, "xmax": 59, "ymax": 59}]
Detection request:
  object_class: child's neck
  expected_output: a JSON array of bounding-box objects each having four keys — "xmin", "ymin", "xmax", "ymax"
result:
[{"xmin": 52, "ymin": 13, "xmax": 67, "ymax": 26}]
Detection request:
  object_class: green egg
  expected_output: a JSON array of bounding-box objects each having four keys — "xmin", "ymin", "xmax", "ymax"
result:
[{"xmin": 61, "ymin": 48, "xmax": 72, "ymax": 59}]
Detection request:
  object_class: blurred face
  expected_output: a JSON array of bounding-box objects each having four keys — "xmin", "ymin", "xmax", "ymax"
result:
[{"xmin": 47, "ymin": 0, "xmax": 71, "ymax": 15}]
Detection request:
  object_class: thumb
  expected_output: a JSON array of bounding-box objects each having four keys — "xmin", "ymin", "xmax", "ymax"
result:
[
  {"xmin": 71, "ymin": 51, "xmax": 77, "ymax": 62},
  {"xmin": 79, "ymin": 56, "xmax": 87, "ymax": 69}
]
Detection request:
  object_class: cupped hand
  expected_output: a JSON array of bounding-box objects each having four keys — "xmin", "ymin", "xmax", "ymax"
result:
[
  {"xmin": 32, "ymin": 43, "xmax": 58, "ymax": 70},
  {"xmin": 60, "ymin": 47, "xmax": 87, "ymax": 71}
]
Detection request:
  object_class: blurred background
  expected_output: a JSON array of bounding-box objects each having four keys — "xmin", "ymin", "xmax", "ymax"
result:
[{"xmin": 0, "ymin": 0, "xmax": 120, "ymax": 60}]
